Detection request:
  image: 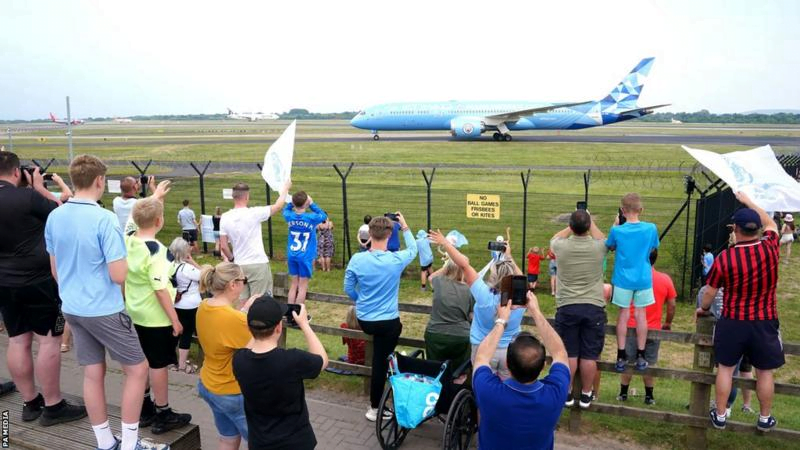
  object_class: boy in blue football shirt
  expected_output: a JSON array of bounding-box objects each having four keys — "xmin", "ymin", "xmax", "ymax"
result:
[
  {"xmin": 283, "ymin": 191, "xmax": 327, "ymax": 305},
  {"xmin": 607, "ymin": 193, "xmax": 660, "ymax": 372}
]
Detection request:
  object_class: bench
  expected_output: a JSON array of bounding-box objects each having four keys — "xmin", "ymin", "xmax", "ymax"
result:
[{"xmin": 0, "ymin": 381, "xmax": 201, "ymax": 450}]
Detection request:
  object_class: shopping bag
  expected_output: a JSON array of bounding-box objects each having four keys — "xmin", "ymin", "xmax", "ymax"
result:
[{"xmin": 388, "ymin": 355, "xmax": 447, "ymax": 429}]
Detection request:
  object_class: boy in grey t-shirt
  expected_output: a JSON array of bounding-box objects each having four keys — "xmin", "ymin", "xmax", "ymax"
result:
[{"xmin": 177, "ymin": 199, "xmax": 199, "ymax": 254}]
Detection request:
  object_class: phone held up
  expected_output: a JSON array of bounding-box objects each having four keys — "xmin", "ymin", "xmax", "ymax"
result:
[
  {"xmin": 284, "ymin": 304, "xmax": 302, "ymax": 319},
  {"xmin": 384, "ymin": 212, "xmax": 399, "ymax": 222},
  {"xmin": 618, "ymin": 208, "xmax": 627, "ymax": 225},
  {"xmin": 500, "ymin": 275, "xmax": 528, "ymax": 306},
  {"xmin": 487, "ymin": 241, "xmax": 507, "ymax": 252},
  {"xmin": 576, "ymin": 201, "xmax": 587, "ymax": 211}
]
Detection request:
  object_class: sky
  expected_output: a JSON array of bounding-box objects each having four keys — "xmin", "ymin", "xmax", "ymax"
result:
[{"xmin": 1, "ymin": 0, "xmax": 798, "ymax": 120}]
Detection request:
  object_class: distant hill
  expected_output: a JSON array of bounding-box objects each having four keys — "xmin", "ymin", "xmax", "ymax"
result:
[
  {"xmin": 639, "ymin": 109, "xmax": 800, "ymax": 124},
  {"xmin": 741, "ymin": 109, "xmax": 800, "ymax": 115}
]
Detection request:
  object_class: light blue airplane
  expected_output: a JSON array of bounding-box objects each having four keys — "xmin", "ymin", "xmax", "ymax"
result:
[{"xmin": 350, "ymin": 57, "xmax": 668, "ymax": 141}]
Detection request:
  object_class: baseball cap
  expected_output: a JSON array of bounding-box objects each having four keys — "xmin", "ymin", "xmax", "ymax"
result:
[
  {"xmin": 731, "ymin": 208, "xmax": 762, "ymax": 232},
  {"xmin": 247, "ymin": 295, "xmax": 287, "ymax": 330}
]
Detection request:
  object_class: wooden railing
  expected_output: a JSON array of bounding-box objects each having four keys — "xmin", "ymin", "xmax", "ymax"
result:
[{"xmin": 195, "ymin": 272, "xmax": 800, "ymax": 449}]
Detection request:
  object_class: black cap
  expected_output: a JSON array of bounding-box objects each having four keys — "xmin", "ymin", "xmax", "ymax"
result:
[
  {"xmin": 731, "ymin": 208, "xmax": 762, "ymax": 232},
  {"xmin": 247, "ymin": 295, "xmax": 287, "ymax": 330}
]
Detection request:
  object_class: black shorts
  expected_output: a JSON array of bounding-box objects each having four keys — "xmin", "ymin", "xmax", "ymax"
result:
[
  {"xmin": 134, "ymin": 324, "xmax": 178, "ymax": 369},
  {"xmin": 182, "ymin": 229, "xmax": 198, "ymax": 244},
  {"xmin": 0, "ymin": 278, "xmax": 65, "ymax": 338},
  {"xmin": 713, "ymin": 318, "xmax": 784, "ymax": 370},
  {"xmin": 554, "ymin": 304, "xmax": 607, "ymax": 360},
  {"xmin": 421, "ymin": 264, "xmax": 432, "ymax": 273},
  {"xmin": 527, "ymin": 274, "xmax": 539, "ymax": 283}
]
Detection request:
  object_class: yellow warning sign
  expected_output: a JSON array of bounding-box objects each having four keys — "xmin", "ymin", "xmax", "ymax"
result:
[{"xmin": 466, "ymin": 194, "xmax": 500, "ymax": 220}]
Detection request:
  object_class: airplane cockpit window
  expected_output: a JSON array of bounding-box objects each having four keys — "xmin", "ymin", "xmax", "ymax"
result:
[{"xmin": 357, "ymin": 111, "xmax": 366, "ymax": 116}]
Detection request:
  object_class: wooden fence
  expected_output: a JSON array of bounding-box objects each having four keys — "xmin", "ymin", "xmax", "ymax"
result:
[{"xmin": 197, "ymin": 273, "xmax": 800, "ymax": 449}]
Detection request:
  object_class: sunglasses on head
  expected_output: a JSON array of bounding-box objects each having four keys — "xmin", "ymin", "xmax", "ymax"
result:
[{"xmin": 234, "ymin": 277, "xmax": 249, "ymax": 285}]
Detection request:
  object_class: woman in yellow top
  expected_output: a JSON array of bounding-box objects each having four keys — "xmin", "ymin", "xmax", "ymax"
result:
[{"xmin": 196, "ymin": 262, "xmax": 258, "ymax": 450}]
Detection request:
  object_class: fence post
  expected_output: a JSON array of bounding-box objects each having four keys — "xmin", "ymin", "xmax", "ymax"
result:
[
  {"xmin": 130, "ymin": 160, "xmax": 153, "ymax": 198},
  {"xmin": 422, "ymin": 168, "xmax": 436, "ymax": 232},
  {"xmin": 688, "ymin": 316, "xmax": 715, "ymax": 449},
  {"xmin": 583, "ymin": 169, "xmax": 591, "ymax": 206},
  {"xmin": 256, "ymin": 163, "xmax": 274, "ymax": 258},
  {"xmin": 520, "ymin": 169, "xmax": 531, "ymax": 273},
  {"xmin": 6, "ymin": 128, "xmax": 12, "ymax": 152},
  {"xmin": 273, "ymin": 273, "xmax": 288, "ymax": 348},
  {"xmin": 363, "ymin": 341, "xmax": 373, "ymax": 396},
  {"xmin": 334, "ymin": 163, "xmax": 354, "ymax": 267},
  {"xmin": 680, "ymin": 176, "xmax": 696, "ymax": 300},
  {"xmin": 568, "ymin": 370, "xmax": 582, "ymax": 433},
  {"xmin": 190, "ymin": 161, "xmax": 212, "ymax": 253}
]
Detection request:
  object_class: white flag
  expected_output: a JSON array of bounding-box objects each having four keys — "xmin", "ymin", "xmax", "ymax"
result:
[
  {"xmin": 683, "ymin": 145, "xmax": 800, "ymax": 211},
  {"xmin": 261, "ymin": 120, "xmax": 296, "ymax": 192}
]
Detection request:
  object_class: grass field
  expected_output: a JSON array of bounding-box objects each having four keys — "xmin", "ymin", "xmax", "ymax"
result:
[{"xmin": 13, "ymin": 121, "xmax": 800, "ymax": 449}]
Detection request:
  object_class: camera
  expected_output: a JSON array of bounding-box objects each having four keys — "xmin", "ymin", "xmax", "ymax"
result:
[
  {"xmin": 500, "ymin": 275, "xmax": 528, "ymax": 306},
  {"xmin": 384, "ymin": 212, "xmax": 399, "ymax": 222},
  {"xmin": 576, "ymin": 201, "xmax": 587, "ymax": 210},
  {"xmin": 18, "ymin": 165, "xmax": 52, "ymax": 187},
  {"xmin": 284, "ymin": 304, "xmax": 302, "ymax": 319},
  {"xmin": 487, "ymin": 241, "xmax": 507, "ymax": 252}
]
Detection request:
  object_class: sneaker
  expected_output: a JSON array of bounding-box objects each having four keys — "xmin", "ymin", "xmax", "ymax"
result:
[
  {"xmin": 615, "ymin": 358, "xmax": 627, "ymax": 372},
  {"xmin": 564, "ymin": 394, "xmax": 575, "ymax": 407},
  {"xmin": 365, "ymin": 407, "xmax": 392, "ymax": 422},
  {"xmin": 39, "ymin": 400, "xmax": 88, "ymax": 426},
  {"xmin": 635, "ymin": 356, "xmax": 649, "ymax": 371},
  {"xmin": 616, "ymin": 393, "xmax": 628, "ymax": 401},
  {"xmin": 741, "ymin": 405, "xmax": 755, "ymax": 414},
  {"xmin": 22, "ymin": 393, "xmax": 45, "ymax": 422},
  {"xmin": 709, "ymin": 409, "xmax": 727, "ymax": 430},
  {"xmin": 151, "ymin": 408, "xmax": 192, "ymax": 434},
  {"xmin": 578, "ymin": 393, "xmax": 592, "ymax": 409},
  {"xmin": 757, "ymin": 415, "xmax": 777, "ymax": 432},
  {"xmin": 98, "ymin": 437, "xmax": 121, "ymax": 450},
  {"xmin": 644, "ymin": 396, "xmax": 656, "ymax": 405},
  {"xmin": 0, "ymin": 381, "xmax": 16, "ymax": 397},
  {"xmin": 134, "ymin": 437, "xmax": 170, "ymax": 450}
]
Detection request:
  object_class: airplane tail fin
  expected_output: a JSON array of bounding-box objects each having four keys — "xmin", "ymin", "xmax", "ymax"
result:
[
  {"xmin": 601, "ymin": 57, "xmax": 655, "ymax": 111},
  {"xmin": 227, "ymin": 108, "xmax": 234, "ymax": 115},
  {"xmin": 49, "ymin": 113, "xmax": 57, "ymax": 122}
]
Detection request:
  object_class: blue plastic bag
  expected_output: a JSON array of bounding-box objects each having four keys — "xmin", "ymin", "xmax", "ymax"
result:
[{"xmin": 388, "ymin": 355, "xmax": 447, "ymax": 429}]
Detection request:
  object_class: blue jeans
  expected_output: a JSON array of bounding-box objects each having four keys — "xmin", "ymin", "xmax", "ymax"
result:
[{"xmin": 197, "ymin": 380, "xmax": 248, "ymax": 440}]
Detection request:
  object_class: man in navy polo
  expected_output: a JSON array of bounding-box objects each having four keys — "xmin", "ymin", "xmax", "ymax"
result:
[{"xmin": 473, "ymin": 290, "xmax": 570, "ymax": 450}]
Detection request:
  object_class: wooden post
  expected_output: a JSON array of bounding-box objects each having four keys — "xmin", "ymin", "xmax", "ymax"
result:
[
  {"xmin": 274, "ymin": 272, "xmax": 289, "ymax": 349},
  {"xmin": 363, "ymin": 340, "xmax": 374, "ymax": 396},
  {"xmin": 568, "ymin": 367, "xmax": 582, "ymax": 433},
  {"xmin": 688, "ymin": 316, "xmax": 715, "ymax": 449}
]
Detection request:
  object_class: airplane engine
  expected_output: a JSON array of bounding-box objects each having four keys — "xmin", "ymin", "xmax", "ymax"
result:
[{"xmin": 450, "ymin": 117, "xmax": 484, "ymax": 138}]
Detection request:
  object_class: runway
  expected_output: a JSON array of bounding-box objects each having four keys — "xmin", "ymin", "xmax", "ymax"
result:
[{"xmin": 12, "ymin": 133, "xmax": 800, "ymax": 147}]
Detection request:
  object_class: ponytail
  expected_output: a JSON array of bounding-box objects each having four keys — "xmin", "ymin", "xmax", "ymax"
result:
[{"xmin": 199, "ymin": 262, "xmax": 241, "ymax": 294}]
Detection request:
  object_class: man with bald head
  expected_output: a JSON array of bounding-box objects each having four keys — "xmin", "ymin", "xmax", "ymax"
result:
[{"xmin": 113, "ymin": 176, "xmax": 140, "ymax": 232}]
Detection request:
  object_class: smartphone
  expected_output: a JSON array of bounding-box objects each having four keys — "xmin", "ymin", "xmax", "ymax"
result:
[
  {"xmin": 500, "ymin": 275, "xmax": 529, "ymax": 306},
  {"xmin": 618, "ymin": 208, "xmax": 627, "ymax": 225},
  {"xmin": 284, "ymin": 304, "xmax": 302, "ymax": 319},
  {"xmin": 384, "ymin": 212, "xmax": 399, "ymax": 222},
  {"xmin": 576, "ymin": 201, "xmax": 587, "ymax": 210},
  {"xmin": 487, "ymin": 241, "xmax": 507, "ymax": 252}
]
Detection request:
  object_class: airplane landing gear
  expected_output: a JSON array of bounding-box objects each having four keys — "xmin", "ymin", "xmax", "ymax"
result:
[
  {"xmin": 492, "ymin": 132, "xmax": 502, "ymax": 141},
  {"xmin": 373, "ymin": 134, "xmax": 380, "ymax": 141},
  {"xmin": 492, "ymin": 132, "xmax": 512, "ymax": 141},
  {"xmin": 504, "ymin": 133, "xmax": 512, "ymax": 141}
]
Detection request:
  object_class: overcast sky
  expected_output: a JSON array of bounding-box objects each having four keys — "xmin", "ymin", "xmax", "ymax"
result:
[{"xmin": 1, "ymin": 0, "xmax": 798, "ymax": 119}]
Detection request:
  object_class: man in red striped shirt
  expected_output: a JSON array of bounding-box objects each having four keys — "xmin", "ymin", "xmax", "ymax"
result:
[{"xmin": 697, "ymin": 191, "xmax": 782, "ymax": 432}]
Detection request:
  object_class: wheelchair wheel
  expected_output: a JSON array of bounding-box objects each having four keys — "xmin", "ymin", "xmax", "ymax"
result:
[
  {"xmin": 441, "ymin": 389, "xmax": 477, "ymax": 450},
  {"xmin": 376, "ymin": 385, "xmax": 410, "ymax": 450}
]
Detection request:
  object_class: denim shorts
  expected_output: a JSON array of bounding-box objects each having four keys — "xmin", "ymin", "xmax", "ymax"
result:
[{"xmin": 197, "ymin": 380, "xmax": 248, "ymax": 440}]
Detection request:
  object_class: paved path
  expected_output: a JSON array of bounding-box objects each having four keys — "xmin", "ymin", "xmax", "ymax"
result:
[{"xmin": 0, "ymin": 333, "xmax": 644, "ymax": 449}]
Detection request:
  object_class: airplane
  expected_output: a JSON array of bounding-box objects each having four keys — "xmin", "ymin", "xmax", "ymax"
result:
[
  {"xmin": 114, "ymin": 117, "xmax": 133, "ymax": 123},
  {"xmin": 350, "ymin": 57, "xmax": 669, "ymax": 141},
  {"xmin": 49, "ymin": 113, "xmax": 84, "ymax": 125},
  {"xmin": 226, "ymin": 108, "xmax": 279, "ymax": 121}
]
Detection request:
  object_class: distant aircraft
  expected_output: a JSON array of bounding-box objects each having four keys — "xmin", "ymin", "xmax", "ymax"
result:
[
  {"xmin": 226, "ymin": 108, "xmax": 279, "ymax": 121},
  {"xmin": 49, "ymin": 113, "xmax": 84, "ymax": 125},
  {"xmin": 671, "ymin": 118, "xmax": 683, "ymax": 124},
  {"xmin": 351, "ymin": 58, "xmax": 669, "ymax": 141},
  {"xmin": 114, "ymin": 117, "xmax": 133, "ymax": 123}
]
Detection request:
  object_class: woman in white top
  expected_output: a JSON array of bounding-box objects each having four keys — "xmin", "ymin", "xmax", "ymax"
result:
[
  {"xmin": 780, "ymin": 214, "xmax": 795, "ymax": 263},
  {"xmin": 169, "ymin": 238, "xmax": 203, "ymax": 373}
]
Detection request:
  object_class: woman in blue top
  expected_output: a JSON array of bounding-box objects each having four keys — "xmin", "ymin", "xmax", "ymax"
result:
[{"xmin": 429, "ymin": 230, "xmax": 524, "ymax": 379}]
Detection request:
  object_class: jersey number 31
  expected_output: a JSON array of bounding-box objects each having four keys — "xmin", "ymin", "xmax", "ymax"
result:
[{"xmin": 290, "ymin": 231, "xmax": 311, "ymax": 252}]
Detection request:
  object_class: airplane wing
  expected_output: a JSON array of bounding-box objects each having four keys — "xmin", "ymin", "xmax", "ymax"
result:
[
  {"xmin": 485, "ymin": 101, "xmax": 591, "ymax": 122},
  {"xmin": 617, "ymin": 104, "xmax": 671, "ymax": 115}
]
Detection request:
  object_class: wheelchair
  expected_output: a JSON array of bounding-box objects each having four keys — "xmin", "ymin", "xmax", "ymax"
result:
[{"xmin": 375, "ymin": 350, "xmax": 477, "ymax": 450}]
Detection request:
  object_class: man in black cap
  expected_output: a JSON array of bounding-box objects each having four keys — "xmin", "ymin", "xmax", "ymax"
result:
[
  {"xmin": 232, "ymin": 297, "xmax": 328, "ymax": 450},
  {"xmin": 697, "ymin": 192, "xmax": 781, "ymax": 432}
]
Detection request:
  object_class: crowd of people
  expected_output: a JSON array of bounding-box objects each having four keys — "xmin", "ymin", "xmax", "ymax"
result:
[{"xmin": 0, "ymin": 148, "xmax": 792, "ymax": 449}]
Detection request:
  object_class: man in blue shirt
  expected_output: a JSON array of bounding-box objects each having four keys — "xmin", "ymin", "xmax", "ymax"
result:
[
  {"xmin": 606, "ymin": 193, "xmax": 660, "ymax": 372},
  {"xmin": 344, "ymin": 213, "xmax": 417, "ymax": 421},
  {"xmin": 416, "ymin": 230, "xmax": 434, "ymax": 291},
  {"xmin": 473, "ymin": 291, "xmax": 570, "ymax": 450},
  {"xmin": 701, "ymin": 244, "xmax": 714, "ymax": 284},
  {"xmin": 45, "ymin": 155, "xmax": 167, "ymax": 450},
  {"xmin": 282, "ymin": 191, "xmax": 327, "ymax": 306}
]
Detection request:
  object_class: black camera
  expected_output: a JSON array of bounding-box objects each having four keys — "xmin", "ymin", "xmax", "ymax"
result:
[
  {"xmin": 487, "ymin": 241, "xmax": 506, "ymax": 252},
  {"xmin": 18, "ymin": 165, "xmax": 52, "ymax": 187},
  {"xmin": 500, "ymin": 275, "xmax": 528, "ymax": 306},
  {"xmin": 384, "ymin": 212, "xmax": 399, "ymax": 222}
]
